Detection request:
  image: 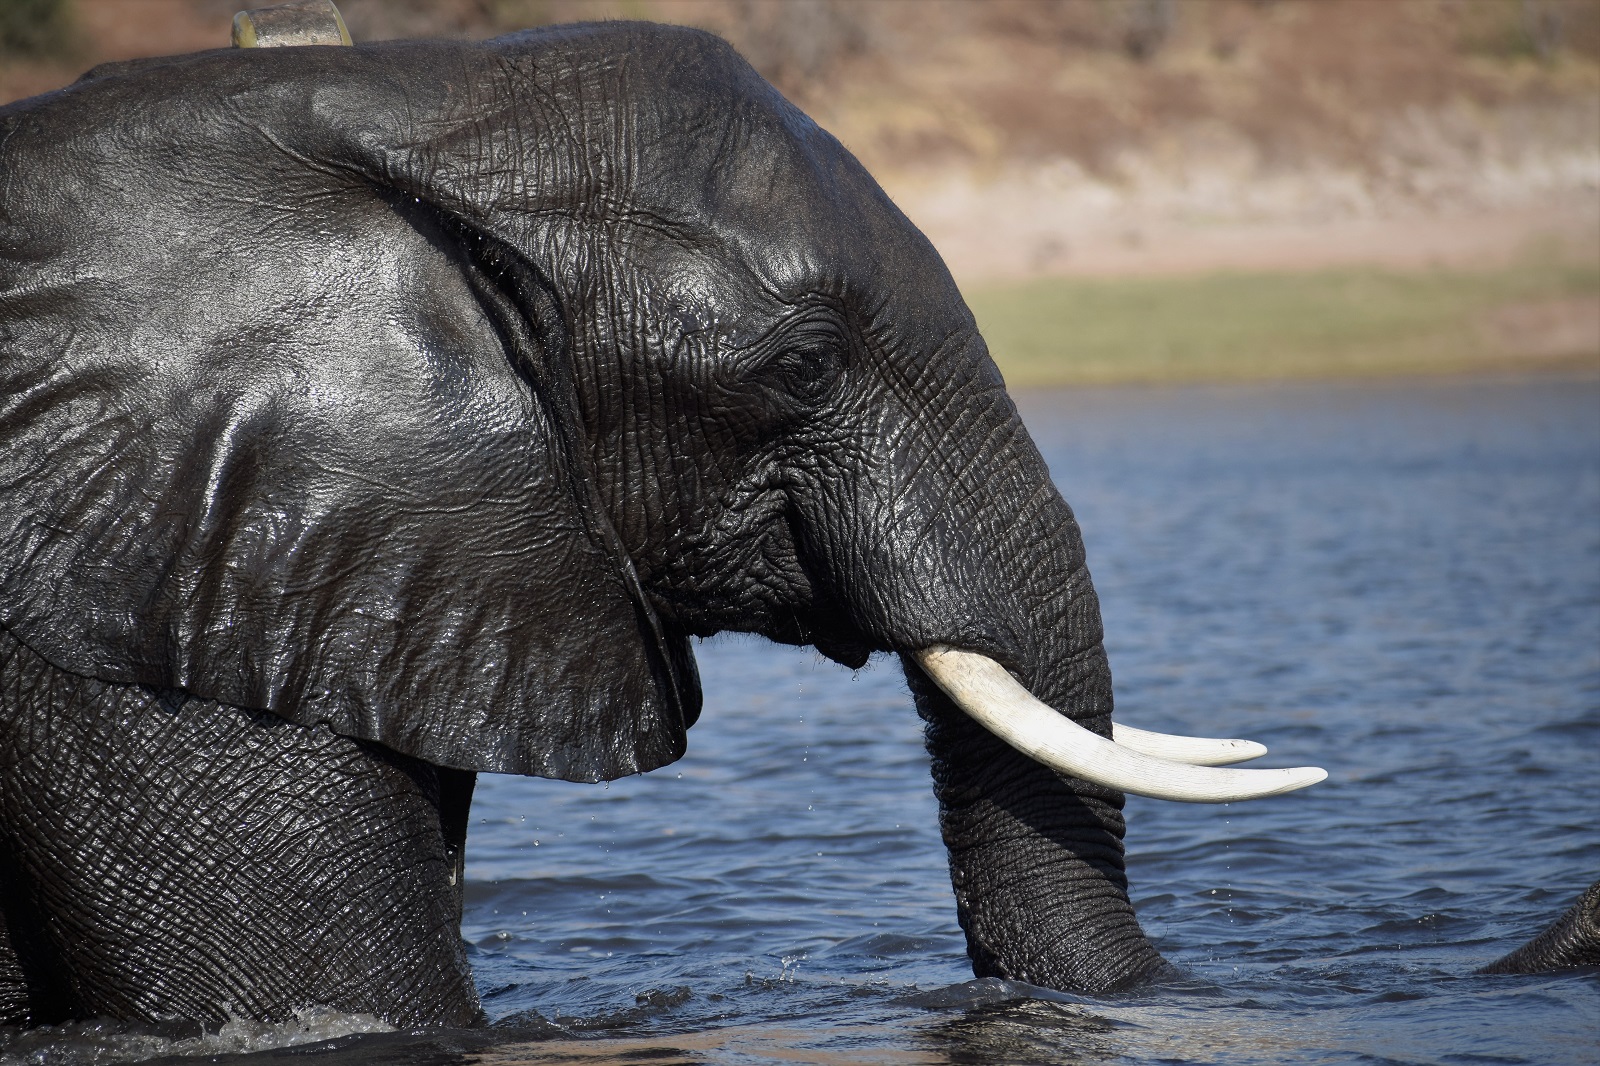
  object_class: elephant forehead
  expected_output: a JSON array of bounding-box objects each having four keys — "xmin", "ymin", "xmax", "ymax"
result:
[
  {"xmin": 605, "ymin": 147, "xmax": 953, "ymax": 346},
  {"xmin": 658, "ymin": 126, "xmax": 903, "ymax": 290},
  {"xmin": 481, "ymin": 24, "xmax": 937, "ymax": 297},
  {"xmin": 689, "ymin": 140, "xmax": 966, "ymax": 339}
]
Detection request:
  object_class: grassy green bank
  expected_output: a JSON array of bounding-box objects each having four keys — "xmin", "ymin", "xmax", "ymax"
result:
[{"xmin": 965, "ymin": 258, "xmax": 1600, "ymax": 388}]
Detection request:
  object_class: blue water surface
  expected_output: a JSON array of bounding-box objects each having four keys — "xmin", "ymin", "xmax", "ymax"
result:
[{"xmin": 6, "ymin": 374, "xmax": 1596, "ymax": 1065}]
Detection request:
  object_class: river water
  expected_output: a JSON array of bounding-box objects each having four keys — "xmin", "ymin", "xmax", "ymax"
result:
[{"xmin": 3, "ymin": 374, "xmax": 1596, "ymax": 1065}]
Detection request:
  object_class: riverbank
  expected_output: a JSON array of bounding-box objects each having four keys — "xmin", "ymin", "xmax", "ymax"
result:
[
  {"xmin": 964, "ymin": 251, "xmax": 1599, "ymax": 388},
  {"xmin": 880, "ymin": 142, "xmax": 1598, "ymax": 387},
  {"xmin": 5, "ymin": 1, "xmax": 1595, "ymax": 387}
]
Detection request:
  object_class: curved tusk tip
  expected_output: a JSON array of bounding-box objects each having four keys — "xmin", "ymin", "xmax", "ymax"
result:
[
  {"xmin": 1183, "ymin": 764, "xmax": 1328, "ymax": 803},
  {"xmin": 1110, "ymin": 723, "xmax": 1272, "ymax": 766},
  {"xmin": 1283, "ymin": 765, "xmax": 1329, "ymax": 791},
  {"xmin": 1208, "ymin": 764, "xmax": 1327, "ymax": 803},
  {"xmin": 1222, "ymin": 738, "xmax": 1270, "ymax": 761}
]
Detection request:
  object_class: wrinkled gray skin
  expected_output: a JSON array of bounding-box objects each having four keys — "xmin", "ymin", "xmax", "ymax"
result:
[
  {"xmin": 1481, "ymin": 881, "xmax": 1600, "ymax": 976},
  {"xmin": 0, "ymin": 23, "xmax": 1170, "ymax": 1026}
]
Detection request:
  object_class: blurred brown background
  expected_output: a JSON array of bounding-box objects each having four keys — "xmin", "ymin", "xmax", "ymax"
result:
[{"xmin": 3, "ymin": 0, "xmax": 1597, "ymax": 381}]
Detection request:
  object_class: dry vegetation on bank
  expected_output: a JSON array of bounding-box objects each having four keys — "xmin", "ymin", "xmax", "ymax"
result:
[{"xmin": 3, "ymin": 0, "xmax": 1597, "ymax": 384}]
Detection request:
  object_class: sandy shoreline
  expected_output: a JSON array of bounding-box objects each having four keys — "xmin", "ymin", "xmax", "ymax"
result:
[
  {"xmin": 880, "ymin": 171, "xmax": 1599, "ymax": 381},
  {"xmin": 887, "ymin": 175, "xmax": 1600, "ymax": 286}
]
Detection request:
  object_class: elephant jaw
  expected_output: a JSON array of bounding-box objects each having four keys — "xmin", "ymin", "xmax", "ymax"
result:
[{"xmin": 912, "ymin": 646, "xmax": 1327, "ymax": 804}]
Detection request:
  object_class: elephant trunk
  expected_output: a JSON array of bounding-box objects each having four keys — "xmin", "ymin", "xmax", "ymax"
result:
[
  {"xmin": 825, "ymin": 384, "xmax": 1169, "ymax": 991},
  {"xmin": 816, "ymin": 342, "xmax": 1322, "ymax": 992},
  {"xmin": 905, "ymin": 473, "xmax": 1169, "ymax": 991},
  {"xmin": 909, "ymin": 655, "xmax": 1169, "ymax": 991},
  {"xmin": 1480, "ymin": 880, "xmax": 1600, "ymax": 975}
]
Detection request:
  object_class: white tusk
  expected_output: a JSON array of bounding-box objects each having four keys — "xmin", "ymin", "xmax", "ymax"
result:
[
  {"xmin": 912, "ymin": 646, "xmax": 1327, "ymax": 804},
  {"xmin": 1111, "ymin": 724, "xmax": 1268, "ymax": 766}
]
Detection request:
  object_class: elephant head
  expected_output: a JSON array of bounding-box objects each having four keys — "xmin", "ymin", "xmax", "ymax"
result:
[{"xmin": 0, "ymin": 22, "xmax": 1322, "ymax": 1008}]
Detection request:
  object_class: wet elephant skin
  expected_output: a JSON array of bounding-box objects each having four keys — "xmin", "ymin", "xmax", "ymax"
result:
[
  {"xmin": 0, "ymin": 629, "xmax": 480, "ymax": 1025},
  {"xmin": 0, "ymin": 23, "xmax": 1165, "ymax": 1023}
]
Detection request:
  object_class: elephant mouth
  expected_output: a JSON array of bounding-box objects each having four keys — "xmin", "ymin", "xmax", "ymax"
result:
[{"xmin": 912, "ymin": 646, "xmax": 1327, "ymax": 804}]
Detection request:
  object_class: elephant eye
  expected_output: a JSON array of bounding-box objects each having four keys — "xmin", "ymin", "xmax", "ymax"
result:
[{"xmin": 765, "ymin": 320, "xmax": 846, "ymax": 403}]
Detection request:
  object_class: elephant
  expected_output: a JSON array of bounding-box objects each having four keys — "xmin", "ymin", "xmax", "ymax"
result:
[
  {"xmin": 1480, "ymin": 881, "xmax": 1600, "ymax": 976},
  {"xmin": 0, "ymin": 19, "xmax": 1329, "ymax": 1029}
]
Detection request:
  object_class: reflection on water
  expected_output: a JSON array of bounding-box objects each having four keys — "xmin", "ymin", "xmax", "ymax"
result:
[{"xmin": 3, "ymin": 375, "xmax": 1596, "ymax": 1065}]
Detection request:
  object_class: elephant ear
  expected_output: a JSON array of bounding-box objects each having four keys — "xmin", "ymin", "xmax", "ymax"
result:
[{"xmin": 0, "ymin": 170, "xmax": 698, "ymax": 781}]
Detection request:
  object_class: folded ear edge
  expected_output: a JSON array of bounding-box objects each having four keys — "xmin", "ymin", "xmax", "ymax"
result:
[
  {"xmin": 0, "ymin": 180, "xmax": 700, "ymax": 781},
  {"xmin": 427, "ymin": 201, "xmax": 704, "ymax": 738}
]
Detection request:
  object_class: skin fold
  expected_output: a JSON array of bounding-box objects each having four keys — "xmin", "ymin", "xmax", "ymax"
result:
[
  {"xmin": 0, "ymin": 629, "xmax": 480, "ymax": 1026},
  {"xmin": 24, "ymin": 20, "xmax": 1587, "ymax": 1027}
]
